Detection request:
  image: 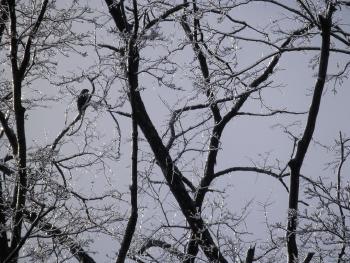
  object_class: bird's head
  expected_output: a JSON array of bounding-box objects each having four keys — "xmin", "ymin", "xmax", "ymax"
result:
[{"xmin": 80, "ymin": 89, "xmax": 89, "ymax": 95}]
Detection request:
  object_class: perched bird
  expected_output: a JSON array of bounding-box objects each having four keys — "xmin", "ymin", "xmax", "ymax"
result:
[{"xmin": 77, "ymin": 89, "xmax": 90, "ymax": 114}]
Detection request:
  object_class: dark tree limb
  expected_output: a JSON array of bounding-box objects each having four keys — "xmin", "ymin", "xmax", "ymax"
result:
[
  {"xmin": 194, "ymin": 24, "xmax": 312, "ymax": 210},
  {"xmin": 214, "ymin": 166, "xmax": 288, "ymax": 178},
  {"xmin": 18, "ymin": 0, "xmax": 48, "ymax": 80},
  {"xmin": 107, "ymin": 1, "xmax": 228, "ymax": 260},
  {"xmin": 115, "ymin": 103, "xmax": 138, "ymax": 263},
  {"xmin": 0, "ymin": 110, "xmax": 18, "ymax": 155},
  {"xmin": 116, "ymin": 3, "xmax": 139, "ymax": 263},
  {"xmin": 302, "ymin": 252, "xmax": 314, "ymax": 263},
  {"xmin": 144, "ymin": 3, "xmax": 189, "ymax": 31},
  {"xmin": 180, "ymin": 0, "xmax": 222, "ymax": 123},
  {"xmin": 131, "ymin": 54, "xmax": 229, "ymax": 263},
  {"xmin": 105, "ymin": 0, "xmax": 130, "ymax": 33},
  {"xmin": 98, "ymin": 43, "xmax": 125, "ymax": 54},
  {"xmin": 185, "ymin": 24, "xmax": 313, "ymax": 263},
  {"xmin": 286, "ymin": 4, "xmax": 334, "ymax": 263},
  {"xmin": 50, "ymin": 112, "xmax": 83, "ymax": 151},
  {"xmin": 130, "ymin": 87, "xmax": 229, "ymax": 263},
  {"xmin": 245, "ymin": 245, "xmax": 255, "ymax": 263},
  {"xmin": 137, "ymin": 239, "xmax": 186, "ymax": 261},
  {"xmin": 7, "ymin": 0, "xmax": 27, "ymax": 259},
  {"xmin": 6, "ymin": 1, "xmax": 48, "ymax": 261}
]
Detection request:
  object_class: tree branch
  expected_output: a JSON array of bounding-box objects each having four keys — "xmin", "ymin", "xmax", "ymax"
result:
[
  {"xmin": 286, "ymin": 4, "xmax": 334, "ymax": 262},
  {"xmin": 302, "ymin": 252, "xmax": 314, "ymax": 263},
  {"xmin": 0, "ymin": 110, "xmax": 18, "ymax": 155},
  {"xmin": 245, "ymin": 245, "xmax": 255, "ymax": 263},
  {"xmin": 137, "ymin": 239, "xmax": 186, "ymax": 260},
  {"xmin": 144, "ymin": 3, "xmax": 189, "ymax": 30},
  {"xmin": 19, "ymin": 0, "xmax": 48, "ymax": 79},
  {"xmin": 24, "ymin": 210, "xmax": 96, "ymax": 263},
  {"xmin": 7, "ymin": 0, "xmax": 27, "ymax": 259},
  {"xmin": 115, "ymin": 2, "xmax": 228, "ymax": 260},
  {"xmin": 185, "ymin": 25, "xmax": 311, "ymax": 262},
  {"xmin": 104, "ymin": 0, "xmax": 130, "ymax": 33},
  {"xmin": 116, "ymin": 3, "xmax": 139, "ymax": 262}
]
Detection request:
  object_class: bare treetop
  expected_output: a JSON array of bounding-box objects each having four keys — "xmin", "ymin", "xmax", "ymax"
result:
[{"xmin": 0, "ymin": 1, "xmax": 350, "ymax": 263}]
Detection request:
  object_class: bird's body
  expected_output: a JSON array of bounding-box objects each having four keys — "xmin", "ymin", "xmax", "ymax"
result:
[{"xmin": 77, "ymin": 89, "xmax": 90, "ymax": 114}]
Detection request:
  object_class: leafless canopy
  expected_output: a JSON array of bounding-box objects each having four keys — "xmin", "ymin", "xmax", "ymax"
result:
[{"xmin": 0, "ymin": 1, "xmax": 350, "ymax": 263}]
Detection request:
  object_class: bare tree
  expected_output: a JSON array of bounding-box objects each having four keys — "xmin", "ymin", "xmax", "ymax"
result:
[
  {"xmin": 1, "ymin": 0, "xmax": 350, "ymax": 263},
  {"xmin": 100, "ymin": 0, "xmax": 350, "ymax": 262},
  {"xmin": 0, "ymin": 1, "xmax": 121, "ymax": 262}
]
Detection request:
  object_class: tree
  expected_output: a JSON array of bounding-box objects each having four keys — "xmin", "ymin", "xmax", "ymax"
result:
[
  {"xmin": 0, "ymin": 1, "xmax": 119, "ymax": 262},
  {"xmin": 0, "ymin": 0, "xmax": 350, "ymax": 262}
]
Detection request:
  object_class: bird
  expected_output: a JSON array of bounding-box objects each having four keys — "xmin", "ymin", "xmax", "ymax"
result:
[{"xmin": 77, "ymin": 89, "xmax": 90, "ymax": 114}]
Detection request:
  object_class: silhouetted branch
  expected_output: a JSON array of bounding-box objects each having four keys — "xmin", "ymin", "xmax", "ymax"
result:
[
  {"xmin": 286, "ymin": 4, "xmax": 334, "ymax": 262},
  {"xmin": 0, "ymin": 110, "xmax": 18, "ymax": 155},
  {"xmin": 245, "ymin": 245, "xmax": 255, "ymax": 263},
  {"xmin": 116, "ymin": 6, "xmax": 139, "ymax": 261},
  {"xmin": 137, "ymin": 239, "xmax": 186, "ymax": 260},
  {"xmin": 144, "ymin": 3, "xmax": 189, "ymax": 30},
  {"xmin": 24, "ymin": 210, "xmax": 96, "ymax": 263},
  {"xmin": 302, "ymin": 252, "xmax": 314, "ymax": 263}
]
